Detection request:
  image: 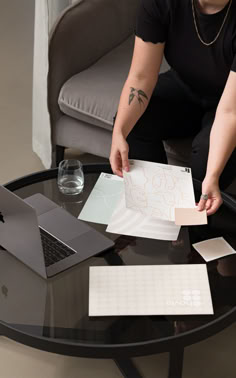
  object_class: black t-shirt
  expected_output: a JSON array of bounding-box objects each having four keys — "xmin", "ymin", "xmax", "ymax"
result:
[{"xmin": 135, "ymin": 0, "xmax": 236, "ymax": 97}]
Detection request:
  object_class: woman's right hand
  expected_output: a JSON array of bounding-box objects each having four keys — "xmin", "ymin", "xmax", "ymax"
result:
[{"xmin": 109, "ymin": 131, "xmax": 130, "ymax": 177}]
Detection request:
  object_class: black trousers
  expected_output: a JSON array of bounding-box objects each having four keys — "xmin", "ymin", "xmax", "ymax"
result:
[{"xmin": 124, "ymin": 69, "xmax": 236, "ymax": 190}]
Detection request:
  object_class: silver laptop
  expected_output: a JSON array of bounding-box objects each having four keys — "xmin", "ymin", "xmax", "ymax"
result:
[{"xmin": 0, "ymin": 186, "xmax": 114, "ymax": 279}]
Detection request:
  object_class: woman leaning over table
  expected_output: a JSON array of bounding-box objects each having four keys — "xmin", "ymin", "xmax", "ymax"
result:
[{"xmin": 109, "ymin": 0, "xmax": 236, "ymax": 215}]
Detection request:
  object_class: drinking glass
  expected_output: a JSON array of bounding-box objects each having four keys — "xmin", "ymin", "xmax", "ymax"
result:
[{"xmin": 57, "ymin": 159, "xmax": 84, "ymax": 195}]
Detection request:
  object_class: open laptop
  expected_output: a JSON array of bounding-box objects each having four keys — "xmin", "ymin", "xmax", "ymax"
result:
[{"xmin": 0, "ymin": 186, "xmax": 114, "ymax": 279}]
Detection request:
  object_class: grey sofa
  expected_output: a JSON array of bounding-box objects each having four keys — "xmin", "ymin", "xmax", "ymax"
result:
[
  {"xmin": 48, "ymin": 0, "xmax": 236, "ymax": 197},
  {"xmin": 48, "ymin": 0, "xmax": 194, "ymax": 168}
]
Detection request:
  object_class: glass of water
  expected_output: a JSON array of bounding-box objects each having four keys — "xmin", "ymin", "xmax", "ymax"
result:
[{"xmin": 57, "ymin": 159, "xmax": 84, "ymax": 195}]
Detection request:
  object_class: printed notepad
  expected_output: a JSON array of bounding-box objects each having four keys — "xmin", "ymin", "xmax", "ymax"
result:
[{"xmin": 89, "ymin": 265, "xmax": 213, "ymax": 316}]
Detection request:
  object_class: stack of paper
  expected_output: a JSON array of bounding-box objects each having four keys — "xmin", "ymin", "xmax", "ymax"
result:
[
  {"xmin": 79, "ymin": 160, "xmax": 207, "ymax": 241},
  {"xmin": 123, "ymin": 160, "xmax": 196, "ymax": 221},
  {"xmin": 107, "ymin": 160, "xmax": 197, "ymax": 240}
]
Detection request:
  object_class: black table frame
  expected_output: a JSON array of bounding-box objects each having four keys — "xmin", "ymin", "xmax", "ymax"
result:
[{"xmin": 2, "ymin": 163, "xmax": 236, "ymax": 378}]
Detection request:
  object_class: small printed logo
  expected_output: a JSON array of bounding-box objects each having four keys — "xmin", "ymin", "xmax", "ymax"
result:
[
  {"xmin": 0, "ymin": 212, "xmax": 5, "ymax": 223},
  {"xmin": 166, "ymin": 290, "xmax": 202, "ymax": 307},
  {"xmin": 181, "ymin": 168, "xmax": 191, "ymax": 173},
  {"xmin": 103, "ymin": 173, "xmax": 112, "ymax": 179}
]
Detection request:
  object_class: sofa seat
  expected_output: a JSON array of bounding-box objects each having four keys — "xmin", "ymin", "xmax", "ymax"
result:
[
  {"xmin": 58, "ymin": 36, "xmax": 134, "ymax": 132},
  {"xmin": 58, "ymin": 32, "xmax": 193, "ymax": 164}
]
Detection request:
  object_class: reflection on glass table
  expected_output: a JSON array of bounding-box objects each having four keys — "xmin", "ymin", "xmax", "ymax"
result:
[{"xmin": 1, "ymin": 163, "xmax": 236, "ymax": 378}]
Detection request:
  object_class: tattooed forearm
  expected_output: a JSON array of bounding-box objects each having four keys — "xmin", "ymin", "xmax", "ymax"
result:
[{"xmin": 129, "ymin": 87, "xmax": 148, "ymax": 106}]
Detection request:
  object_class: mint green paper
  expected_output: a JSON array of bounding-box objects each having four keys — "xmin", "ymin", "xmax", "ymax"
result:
[{"xmin": 78, "ymin": 173, "xmax": 124, "ymax": 225}]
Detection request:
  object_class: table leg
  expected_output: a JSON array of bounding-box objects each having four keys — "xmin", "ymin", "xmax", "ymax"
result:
[
  {"xmin": 114, "ymin": 358, "xmax": 143, "ymax": 378},
  {"xmin": 168, "ymin": 348, "xmax": 184, "ymax": 378}
]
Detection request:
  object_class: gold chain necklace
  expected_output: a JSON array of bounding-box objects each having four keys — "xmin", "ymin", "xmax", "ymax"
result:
[{"xmin": 191, "ymin": 0, "xmax": 232, "ymax": 46}]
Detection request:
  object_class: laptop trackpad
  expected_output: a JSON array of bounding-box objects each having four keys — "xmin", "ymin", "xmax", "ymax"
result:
[
  {"xmin": 69, "ymin": 230, "xmax": 113, "ymax": 257},
  {"xmin": 38, "ymin": 208, "xmax": 91, "ymax": 242},
  {"xmin": 24, "ymin": 193, "xmax": 58, "ymax": 216}
]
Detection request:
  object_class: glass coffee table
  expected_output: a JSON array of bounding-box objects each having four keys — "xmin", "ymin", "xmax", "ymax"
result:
[{"xmin": 1, "ymin": 163, "xmax": 236, "ymax": 378}]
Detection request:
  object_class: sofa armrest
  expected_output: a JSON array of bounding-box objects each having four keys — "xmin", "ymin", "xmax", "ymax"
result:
[{"xmin": 48, "ymin": 0, "xmax": 139, "ymax": 129}]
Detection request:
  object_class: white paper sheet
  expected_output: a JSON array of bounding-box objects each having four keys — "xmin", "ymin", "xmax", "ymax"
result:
[
  {"xmin": 123, "ymin": 160, "xmax": 196, "ymax": 222},
  {"xmin": 89, "ymin": 264, "xmax": 214, "ymax": 316},
  {"xmin": 192, "ymin": 237, "xmax": 236, "ymax": 262},
  {"xmin": 106, "ymin": 193, "xmax": 180, "ymax": 241},
  {"xmin": 78, "ymin": 173, "xmax": 123, "ymax": 225}
]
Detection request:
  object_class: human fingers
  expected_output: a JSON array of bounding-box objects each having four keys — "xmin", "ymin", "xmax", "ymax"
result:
[
  {"xmin": 110, "ymin": 132, "xmax": 129, "ymax": 176},
  {"xmin": 205, "ymin": 198, "xmax": 212, "ymax": 211},
  {"xmin": 120, "ymin": 149, "xmax": 129, "ymax": 173},
  {"xmin": 197, "ymin": 194, "xmax": 209, "ymax": 211},
  {"xmin": 109, "ymin": 151, "xmax": 123, "ymax": 177},
  {"xmin": 206, "ymin": 196, "xmax": 223, "ymax": 216},
  {"xmin": 200, "ymin": 176, "xmax": 223, "ymax": 215}
]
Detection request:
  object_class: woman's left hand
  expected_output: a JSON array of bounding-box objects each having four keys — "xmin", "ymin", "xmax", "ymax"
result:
[{"xmin": 197, "ymin": 176, "xmax": 223, "ymax": 216}]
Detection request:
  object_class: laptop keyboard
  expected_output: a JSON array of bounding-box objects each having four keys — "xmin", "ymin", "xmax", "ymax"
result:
[{"xmin": 39, "ymin": 227, "xmax": 76, "ymax": 267}]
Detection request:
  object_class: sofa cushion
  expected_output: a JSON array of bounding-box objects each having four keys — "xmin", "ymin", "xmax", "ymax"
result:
[
  {"xmin": 55, "ymin": 115, "xmax": 112, "ymax": 158},
  {"xmin": 58, "ymin": 36, "xmax": 134, "ymax": 132}
]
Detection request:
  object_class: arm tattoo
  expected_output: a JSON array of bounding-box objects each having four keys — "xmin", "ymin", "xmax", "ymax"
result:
[{"xmin": 129, "ymin": 87, "xmax": 148, "ymax": 106}]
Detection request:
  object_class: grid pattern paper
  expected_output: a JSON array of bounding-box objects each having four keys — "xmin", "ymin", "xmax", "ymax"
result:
[{"xmin": 89, "ymin": 264, "xmax": 214, "ymax": 316}]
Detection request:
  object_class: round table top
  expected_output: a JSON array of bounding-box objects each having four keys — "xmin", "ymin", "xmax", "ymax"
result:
[{"xmin": 1, "ymin": 163, "xmax": 236, "ymax": 359}]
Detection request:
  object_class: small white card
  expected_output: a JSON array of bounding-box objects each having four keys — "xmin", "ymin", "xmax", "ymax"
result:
[
  {"xmin": 89, "ymin": 264, "xmax": 213, "ymax": 316},
  {"xmin": 78, "ymin": 173, "xmax": 123, "ymax": 225},
  {"xmin": 192, "ymin": 237, "xmax": 236, "ymax": 262}
]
